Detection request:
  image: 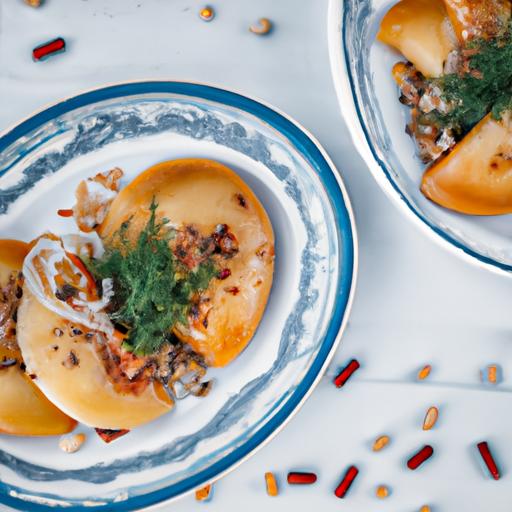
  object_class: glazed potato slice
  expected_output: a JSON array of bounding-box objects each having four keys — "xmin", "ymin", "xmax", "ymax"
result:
[
  {"xmin": 421, "ymin": 113, "xmax": 512, "ymax": 215},
  {"xmin": 100, "ymin": 159, "xmax": 275, "ymax": 367},
  {"xmin": 0, "ymin": 240, "xmax": 76, "ymax": 436},
  {"xmin": 17, "ymin": 289, "xmax": 174, "ymax": 430},
  {"xmin": 443, "ymin": 0, "xmax": 511, "ymax": 42},
  {"xmin": 378, "ymin": 0, "xmax": 456, "ymax": 77}
]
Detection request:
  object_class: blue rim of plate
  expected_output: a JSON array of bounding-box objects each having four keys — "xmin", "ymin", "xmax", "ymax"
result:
[
  {"xmin": 0, "ymin": 81, "xmax": 356, "ymax": 511},
  {"xmin": 341, "ymin": 6, "xmax": 512, "ymax": 273}
]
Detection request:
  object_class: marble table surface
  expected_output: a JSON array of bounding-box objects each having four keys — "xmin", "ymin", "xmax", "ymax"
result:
[{"xmin": 1, "ymin": 1, "xmax": 511, "ymax": 511}]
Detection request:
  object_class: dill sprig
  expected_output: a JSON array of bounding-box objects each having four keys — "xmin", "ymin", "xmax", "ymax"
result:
[
  {"xmin": 88, "ymin": 199, "xmax": 217, "ymax": 355},
  {"xmin": 423, "ymin": 22, "xmax": 512, "ymax": 134}
]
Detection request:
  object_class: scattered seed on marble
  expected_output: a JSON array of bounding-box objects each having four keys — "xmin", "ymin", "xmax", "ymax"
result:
[
  {"xmin": 375, "ymin": 485, "xmax": 390, "ymax": 499},
  {"xmin": 195, "ymin": 483, "xmax": 213, "ymax": 502},
  {"xmin": 417, "ymin": 365, "xmax": 432, "ymax": 380},
  {"xmin": 422, "ymin": 406, "xmax": 439, "ymax": 431},
  {"xmin": 59, "ymin": 433, "xmax": 86, "ymax": 453},
  {"xmin": 287, "ymin": 472, "xmax": 317, "ymax": 485},
  {"xmin": 373, "ymin": 435, "xmax": 390, "ymax": 452},
  {"xmin": 199, "ymin": 6, "xmax": 215, "ymax": 21},
  {"xmin": 249, "ymin": 17, "xmax": 273, "ymax": 35},
  {"xmin": 333, "ymin": 359, "xmax": 360, "ymax": 388},
  {"xmin": 477, "ymin": 441, "xmax": 500, "ymax": 480},
  {"xmin": 25, "ymin": 0, "xmax": 42, "ymax": 6},
  {"xmin": 32, "ymin": 37, "xmax": 66, "ymax": 62},
  {"xmin": 481, "ymin": 364, "xmax": 501, "ymax": 385},
  {"xmin": 419, "ymin": 506, "xmax": 431, "ymax": 512},
  {"xmin": 334, "ymin": 465, "xmax": 359, "ymax": 498},
  {"xmin": 407, "ymin": 445, "xmax": 434, "ymax": 470},
  {"xmin": 265, "ymin": 472, "xmax": 278, "ymax": 496}
]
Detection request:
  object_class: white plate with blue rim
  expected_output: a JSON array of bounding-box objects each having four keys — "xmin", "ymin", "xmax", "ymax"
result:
[
  {"xmin": 0, "ymin": 81, "xmax": 357, "ymax": 511},
  {"xmin": 328, "ymin": 0, "xmax": 512, "ymax": 275}
]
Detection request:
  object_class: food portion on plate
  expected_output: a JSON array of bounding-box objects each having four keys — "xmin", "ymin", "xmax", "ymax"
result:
[
  {"xmin": 378, "ymin": 0, "xmax": 512, "ymax": 215},
  {"xmin": 5, "ymin": 158, "xmax": 274, "ymax": 434},
  {"xmin": 0, "ymin": 240, "xmax": 77, "ymax": 436}
]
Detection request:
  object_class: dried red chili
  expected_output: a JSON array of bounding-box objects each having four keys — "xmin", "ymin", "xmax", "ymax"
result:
[
  {"xmin": 407, "ymin": 445, "xmax": 434, "ymax": 470},
  {"xmin": 334, "ymin": 465, "xmax": 359, "ymax": 498},
  {"xmin": 218, "ymin": 268, "xmax": 231, "ymax": 280},
  {"xmin": 33, "ymin": 37, "xmax": 66, "ymax": 62},
  {"xmin": 57, "ymin": 208, "xmax": 74, "ymax": 217},
  {"xmin": 333, "ymin": 359, "xmax": 360, "ymax": 388},
  {"xmin": 477, "ymin": 441, "xmax": 500, "ymax": 480},
  {"xmin": 287, "ymin": 472, "xmax": 317, "ymax": 485}
]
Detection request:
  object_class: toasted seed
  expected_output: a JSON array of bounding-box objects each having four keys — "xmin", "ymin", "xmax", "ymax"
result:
[
  {"xmin": 417, "ymin": 365, "xmax": 432, "ymax": 380},
  {"xmin": 422, "ymin": 406, "xmax": 439, "ymax": 431},
  {"xmin": 62, "ymin": 350, "xmax": 79, "ymax": 369},
  {"xmin": 59, "ymin": 433, "xmax": 86, "ymax": 453},
  {"xmin": 376, "ymin": 485, "xmax": 390, "ymax": 499},
  {"xmin": 265, "ymin": 472, "xmax": 278, "ymax": 496},
  {"xmin": 488, "ymin": 365, "xmax": 498, "ymax": 383},
  {"xmin": 249, "ymin": 18, "xmax": 273, "ymax": 35},
  {"xmin": 199, "ymin": 6, "xmax": 214, "ymax": 22},
  {"xmin": 195, "ymin": 484, "xmax": 212, "ymax": 501},
  {"xmin": 480, "ymin": 364, "xmax": 502, "ymax": 384},
  {"xmin": 419, "ymin": 507, "xmax": 431, "ymax": 512},
  {"xmin": 373, "ymin": 435, "xmax": 390, "ymax": 452}
]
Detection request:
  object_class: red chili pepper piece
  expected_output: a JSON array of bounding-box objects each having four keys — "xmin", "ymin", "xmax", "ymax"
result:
[
  {"xmin": 287, "ymin": 472, "xmax": 317, "ymax": 485},
  {"xmin": 477, "ymin": 441, "xmax": 500, "ymax": 480},
  {"xmin": 333, "ymin": 359, "xmax": 360, "ymax": 388},
  {"xmin": 218, "ymin": 268, "xmax": 231, "ymax": 280},
  {"xmin": 334, "ymin": 465, "xmax": 359, "ymax": 498},
  {"xmin": 57, "ymin": 208, "xmax": 74, "ymax": 217},
  {"xmin": 95, "ymin": 428, "xmax": 130, "ymax": 443},
  {"xmin": 33, "ymin": 37, "xmax": 66, "ymax": 61},
  {"xmin": 407, "ymin": 445, "xmax": 434, "ymax": 470}
]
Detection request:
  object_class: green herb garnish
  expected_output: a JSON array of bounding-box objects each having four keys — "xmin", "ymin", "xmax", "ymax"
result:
[
  {"xmin": 423, "ymin": 22, "xmax": 512, "ymax": 134},
  {"xmin": 88, "ymin": 199, "xmax": 217, "ymax": 355}
]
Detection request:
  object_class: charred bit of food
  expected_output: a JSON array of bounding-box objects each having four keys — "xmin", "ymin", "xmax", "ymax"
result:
[
  {"xmin": 95, "ymin": 428, "xmax": 130, "ymax": 443},
  {"xmin": 71, "ymin": 167, "xmax": 123, "ymax": 233},
  {"xmin": 0, "ymin": 272, "xmax": 24, "ymax": 354}
]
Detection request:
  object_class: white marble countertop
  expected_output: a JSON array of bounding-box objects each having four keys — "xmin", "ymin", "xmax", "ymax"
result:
[{"xmin": 1, "ymin": 1, "xmax": 511, "ymax": 511}]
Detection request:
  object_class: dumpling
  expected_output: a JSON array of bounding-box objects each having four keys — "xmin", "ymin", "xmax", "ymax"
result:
[
  {"xmin": 16, "ymin": 237, "xmax": 174, "ymax": 430},
  {"xmin": 99, "ymin": 159, "xmax": 275, "ymax": 367},
  {"xmin": 0, "ymin": 239, "xmax": 76, "ymax": 436}
]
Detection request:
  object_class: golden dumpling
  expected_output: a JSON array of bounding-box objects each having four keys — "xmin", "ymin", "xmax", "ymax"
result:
[
  {"xmin": 16, "ymin": 288, "xmax": 174, "ymax": 430},
  {"xmin": 0, "ymin": 240, "xmax": 76, "ymax": 436},
  {"xmin": 378, "ymin": 0, "xmax": 456, "ymax": 77},
  {"xmin": 421, "ymin": 113, "xmax": 512, "ymax": 215},
  {"xmin": 99, "ymin": 159, "xmax": 275, "ymax": 367}
]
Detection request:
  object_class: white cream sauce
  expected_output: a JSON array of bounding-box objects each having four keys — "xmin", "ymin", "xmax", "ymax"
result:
[{"xmin": 23, "ymin": 236, "xmax": 114, "ymax": 336}]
